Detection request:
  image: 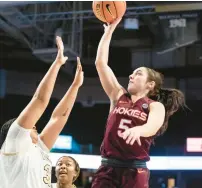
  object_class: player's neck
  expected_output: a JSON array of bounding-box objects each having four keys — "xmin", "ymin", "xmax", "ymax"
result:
[
  {"xmin": 131, "ymin": 93, "xmax": 147, "ymax": 103},
  {"xmin": 57, "ymin": 182, "xmax": 74, "ymax": 188}
]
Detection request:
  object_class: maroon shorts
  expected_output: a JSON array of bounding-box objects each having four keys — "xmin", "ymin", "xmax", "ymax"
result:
[{"xmin": 91, "ymin": 165, "xmax": 150, "ymax": 188}]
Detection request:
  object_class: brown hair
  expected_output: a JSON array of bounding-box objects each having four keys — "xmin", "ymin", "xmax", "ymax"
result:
[{"xmin": 145, "ymin": 67, "xmax": 187, "ymax": 135}]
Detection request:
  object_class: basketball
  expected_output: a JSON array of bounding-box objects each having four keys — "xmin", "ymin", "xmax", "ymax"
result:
[{"xmin": 92, "ymin": 1, "xmax": 127, "ymax": 23}]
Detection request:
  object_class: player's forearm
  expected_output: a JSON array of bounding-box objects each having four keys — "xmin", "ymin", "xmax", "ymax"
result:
[
  {"xmin": 51, "ymin": 84, "xmax": 80, "ymax": 118},
  {"xmin": 95, "ymin": 32, "xmax": 113, "ymax": 66},
  {"xmin": 34, "ymin": 61, "xmax": 62, "ymax": 104},
  {"xmin": 39, "ymin": 85, "xmax": 79, "ymax": 149},
  {"xmin": 138, "ymin": 124, "xmax": 158, "ymax": 137}
]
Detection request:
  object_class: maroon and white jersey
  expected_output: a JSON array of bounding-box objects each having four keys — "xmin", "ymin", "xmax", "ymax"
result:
[{"xmin": 101, "ymin": 93, "xmax": 155, "ymax": 161}]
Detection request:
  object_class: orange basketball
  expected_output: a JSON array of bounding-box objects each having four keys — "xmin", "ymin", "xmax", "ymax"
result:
[{"xmin": 92, "ymin": 1, "xmax": 127, "ymax": 23}]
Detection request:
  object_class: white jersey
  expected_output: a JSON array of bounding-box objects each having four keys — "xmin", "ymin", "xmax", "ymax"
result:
[
  {"xmin": 0, "ymin": 121, "xmax": 52, "ymax": 188},
  {"xmin": 51, "ymin": 183, "xmax": 56, "ymax": 188}
]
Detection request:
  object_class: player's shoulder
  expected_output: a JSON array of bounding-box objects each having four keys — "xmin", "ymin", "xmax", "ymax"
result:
[
  {"xmin": 37, "ymin": 136, "xmax": 50, "ymax": 153},
  {"xmin": 138, "ymin": 97, "xmax": 162, "ymax": 113},
  {"xmin": 149, "ymin": 101, "xmax": 165, "ymax": 109}
]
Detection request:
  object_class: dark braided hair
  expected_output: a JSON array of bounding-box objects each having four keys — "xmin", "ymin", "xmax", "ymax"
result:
[
  {"xmin": 0, "ymin": 118, "xmax": 16, "ymax": 149},
  {"xmin": 68, "ymin": 156, "xmax": 80, "ymax": 182}
]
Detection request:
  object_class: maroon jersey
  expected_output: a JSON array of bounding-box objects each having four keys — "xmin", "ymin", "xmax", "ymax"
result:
[{"xmin": 101, "ymin": 93, "xmax": 155, "ymax": 161}]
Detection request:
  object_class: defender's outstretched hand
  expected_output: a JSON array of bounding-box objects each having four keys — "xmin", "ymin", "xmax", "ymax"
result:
[
  {"xmin": 73, "ymin": 57, "xmax": 84, "ymax": 87},
  {"xmin": 55, "ymin": 36, "xmax": 68, "ymax": 65}
]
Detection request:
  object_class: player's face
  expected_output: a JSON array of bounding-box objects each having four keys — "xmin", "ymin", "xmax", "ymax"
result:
[
  {"xmin": 30, "ymin": 126, "xmax": 38, "ymax": 144},
  {"xmin": 55, "ymin": 157, "xmax": 77, "ymax": 184},
  {"xmin": 128, "ymin": 67, "xmax": 150, "ymax": 95}
]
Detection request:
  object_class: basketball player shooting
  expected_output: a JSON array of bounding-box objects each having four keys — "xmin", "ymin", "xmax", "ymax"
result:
[
  {"xmin": 91, "ymin": 18, "xmax": 186, "ymax": 188},
  {"xmin": 0, "ymin": 36, "xmax": 84, "ymax": 188}
]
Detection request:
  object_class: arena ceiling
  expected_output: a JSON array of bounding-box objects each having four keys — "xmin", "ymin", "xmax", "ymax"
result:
[{"xmin": 0, "ymin": 1, "xmax": 201, "ymax": 78}]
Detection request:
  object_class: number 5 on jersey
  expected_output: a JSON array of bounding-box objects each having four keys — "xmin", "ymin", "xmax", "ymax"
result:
[{"xmin": 117, "ymin": 119, "xmax": 132, "ymax": 138}]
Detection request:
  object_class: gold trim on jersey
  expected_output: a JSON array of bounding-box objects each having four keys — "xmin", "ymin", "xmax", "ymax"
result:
[
  {"xmin": 51, "ymin": 184, "xmax": 76, "ymax": 188},
  {"xmin": 0, "ymin": 152, "xmax": 19, "ymax": 156}
]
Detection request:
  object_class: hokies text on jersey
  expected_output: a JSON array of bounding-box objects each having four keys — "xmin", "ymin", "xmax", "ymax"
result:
[{"xmin": 113, "ymin": 106, "xmax": 147, "ymax": 121}]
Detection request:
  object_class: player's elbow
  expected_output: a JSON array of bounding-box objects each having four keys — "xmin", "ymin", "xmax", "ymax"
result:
[
  {"xmin": 32, "ymin": 95, "xmax": 49, "ymax": 110},
  {"xmin": 49, "ymin": 116, "xmax": 68, "ymax": 129},
  {"xmin": 33, "ymin": 92, "xmax": 50, "ymax": 107},
  {"xmin": 51, "ymin": 111, "xmax": 70, "ymax": 121},
  {"xmin": 143, "ymin": 130, "xmax": 156, "ymax": 137},
  {"xmin": 150, "ymin": 129, "xmax": 159, "ymax": 137},
  {"xmin": 95, "ymin": 60, "xmax": 101, "ymax": 67},
  {"xmin": 95, "ymin": 61, "xmax": 109, "ymax": 74},
  {"xmin": 144, "ymin": 129, "xmax": 158, "ymax": 137},
  {"xmin": 95, "ymin": 60, "xmax": 105, "ymax": 67},
  {"xmin": 141, "ymin": 123, "xmax": 163, "ymax": 137},
  {"xmin": 150, "ymin": 123, "xmax": 163, "ymax": 137}
]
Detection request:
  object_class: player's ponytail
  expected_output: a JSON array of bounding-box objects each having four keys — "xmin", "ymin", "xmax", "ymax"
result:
[
  {"xmin": 155, "ymin": 88, "xmax": 187, "ymax": 135},
  {"xmin": 145, "ymin": 67, "xmax": 188, "ymax": 136}
]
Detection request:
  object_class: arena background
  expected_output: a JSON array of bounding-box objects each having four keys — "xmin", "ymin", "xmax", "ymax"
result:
[{"xmin": 0, "ymin": 1, "xmax": 202, "ymax": 188}]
